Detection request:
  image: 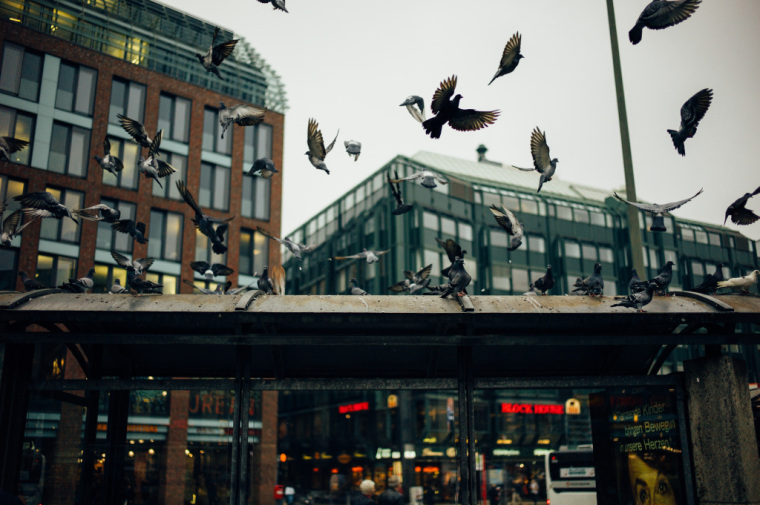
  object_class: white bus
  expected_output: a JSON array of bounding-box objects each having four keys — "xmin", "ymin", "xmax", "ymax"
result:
[{"xmin": 544, "ymin": 447, "xmax": 596, "ymax": 505}]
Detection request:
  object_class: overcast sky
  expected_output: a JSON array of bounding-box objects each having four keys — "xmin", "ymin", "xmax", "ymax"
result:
[{"xmin": 161, "ymin": 0, "xmax": 760, "ymax": 242}]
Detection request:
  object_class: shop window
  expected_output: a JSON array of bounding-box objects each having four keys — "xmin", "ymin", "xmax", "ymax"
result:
[
  {"xmin": 108, "ymin": 77, "xmax": 145, "ymax": 124},
  {"xmin": 148, "ymin": 210, "xmax": 183, "ymax": 262},
  {"xmin": 199, "ymin": 162, "xmax": 230, "ymax": 212},
  {"xmin": 202, "ymin": 107, "xmax": 231, "ymax": 155},
  {"xmin": 35, "ymin": 253, "xmax": 77, "ymax": 288},
  {"xmin": 157, "ymin": 92, "xmax": 191, "ymax": 143},
  {"xmin": 152, "ymin": 153, "xmax": 187, "ymax": 200},
  {"xmin": 55, "ymin": 62, "xmax": 97, "ymax": 116},
  {"xmin": 0, "ymin": 42, "xmax": 43, "ymax": 101},
  {"xmin": 101, "ymin": 136, "xmax": 139, "ymax": 190},
  {"xmin": 239, "ymin": 228, "xmax": 269, "ymax": 277},
  {"xmin": 48, "ymin": 122, "xmax": 90, "ymax": 177},
  {"xmin": 244, "ymin": 123, "xmax": 273, "ymax": 165},
  {"xmin": 39, "ymin": 187, "xmax": 82, "ymax": 243},
  {"xmin": 95, "ymin": 198, "xmax": 136, "ymax": 253},
  {"xmin": 0, "ymin": 106, "xmax": 34, "ymax": 165}
]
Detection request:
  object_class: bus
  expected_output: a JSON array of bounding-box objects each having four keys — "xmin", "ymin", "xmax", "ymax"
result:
[{"xmin": 544, "ymin": 447, "xmax": 596, "ymax": 505}]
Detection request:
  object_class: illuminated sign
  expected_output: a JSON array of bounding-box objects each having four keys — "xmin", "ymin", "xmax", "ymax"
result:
[
  {"xmin": 97, "ymin": 423, "xmax": 158, "ymax": 433},
  {"xmin": 339, "ymin": 401, "xmax": 369, "ymax": 414},
  {"xmin": 493, "ymin": 449, "xmax": 521, "ymax": 457},
  {"xmin": 501, "ymin": 403, "xmax": 564, "ymax": 415}
]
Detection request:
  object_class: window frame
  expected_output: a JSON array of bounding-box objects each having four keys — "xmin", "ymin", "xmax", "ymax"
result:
[
  {"xmin": 101, "ymin": 136, "xmax": 140, "ymax": 190},
  {"xmin": 202, "ymin": 107, "xmax": 232, "ymax": 155},
  {"xmin": 157, "ymin": 92, "xmax": 192, "ymax": 143},
  {"xmin": 0, "ymin": 42, "xmax": 43, "ymax": 102},
  {"xmin": 55, "ymin": 61, "xmax": 98, "ymax": 116},
  {"xmin": 148, "ymin": 209, "xmax": 184, "ymax": 262},
  {"xmin": 0, "ymin": 106, "xmax": 35, "ymax": 165},
  {"xmin": 48, "ymin": 121, "xmax": 90, "ymax": 178},
  {"xmin": 241, "ymin": 173, "xmax": 271, "ymax": 221},
  {"xmin": 108, "ymin": 76, "xmax": 146, "ymax": 125},
  {"xmin": 38, "ymin": 186, "xmax": 83, "ymax": 244},
  {"xmin": 199, "ymin": 162, "xmax": 230, "ymax": 212}
]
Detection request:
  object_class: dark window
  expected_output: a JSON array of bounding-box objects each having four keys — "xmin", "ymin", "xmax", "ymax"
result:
[
  {"xmin": 241, "ymin": 175, "xmax": 270, "ymax": 221},
  {"xmin": 101, "ymin": 136, "xmax": 139, "ymax": 190},
  {"xmin": 55, "ymin": 62, "xmax": 97, "ymax": 116},
  {"xmin": 157, "ymin": 93, "xmax": 191, "ymax": 143},
  {"xmin": 108, "ymin": 77, "xmax": 146, "ymax": 124},
  {"xmin": 148, "ymin": 210, "xmax": 183, "ymax": 261},
  {"xmin": 0, "ymin": 42, "xmax": 43, "ymax": 101},
  {"xmin": 35, "ymin": 253, "xmax": 77, "ymax": 287},
  {"xmin": 39, "ymin": 187, "xmax": 83, "ymax": 243},
  {"xmin": 0, "ymin": 247, "xmax": 19, "ymax": 290},
  {"xmin": 243, "ymin": 123, "xmax": 273, "ymax": 164},
  {"xmin": 152, "ymin": 153, "xmax": 187, "ymax": 200},
  {"xmin": 93, "ymin": 263, "xmax": 128, "ymax": 294},
  {"xmin": 202, "ymin": 107, "xmax": 231, "ymax": 155},
  {"xmin": 239, "ymin": 228, "xmax": 269, "ymax": 276},
  {"xmin": 0, "ymin": 106, "xmax": 34, "ymax": 165},
  {"xmin": 48, "ymin": 122, "xmax": 90, "ymax": 177},
  {"xmin": 199, "ymin": 162, "xmax": 230, "ymax": 211},
  {"xmin": 95, "ymin": 198, "xmax": 136, "ymax": 253}
]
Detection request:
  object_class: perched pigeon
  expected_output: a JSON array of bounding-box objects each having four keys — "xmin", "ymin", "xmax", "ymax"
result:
[
  {"xmin": 94, "ymin": 137, "xmax": 124, "ymax": 177},
  {"xmin": 400, "ymin": 95, "xmax": 426, "ymax": 124},
  {"xmin": 257, "ymin": 266, "xmax": 275, "ymax": 294},
  {"xmin": 438, "ymin": 257, "xmax": 471, "ymax": 298},
  {"xmin": 1, "ymin": 208, "xmax": 34, "ymax": 246},
  {"xmin": 613, "ymin": 189, "xmax": 703, "ymax": 232},
  {"xmin": 489, "ymin": 203, "xmax": 524, "ymax": 251},
  {"xmin": 176, "ymin": 180, "xmax": 234, "ymax": 255},
  {"xmin": 387, "ymin": 170, "xmax": 413, "ymax": 215},
  {"xmin": 667, "ymin": 88, "xmax": 713, "ymax": 156},
  {"xmin": 112, "ymin": 251, "xmax": 154, "ymax": 276},
  {"xmin": 515, "ymin": 127, "xmax": 558, "ymax": 193},
  {"xmin": 717, "ymin": 270, "xmax": 760, "ymax": 294},
  {"xmin": 111, "ymin": 219, "xmax": 148, "ymax": 244},
  {"xmin": 257, "ymin": 0, "xmax": 288, "ymax": 12},
  {"xmin": 190, "ymin": 261, "xmax": 234, "ymax": 280},
  {"xmin": 332, "ymin": 248, "xmax": 390, "ymax": 264},
  {"xmin": 389, "ymin": 170, "xmax": 448, "ymax": 189},
  {"xmin": 59, "ymin": 267, "xmax": 95, "ymax": 293},
  {"xmin": 436, "ymin": 237, "xmax": 467, "ymax": 277},
  {"xmin": 388, "ymin": 264, "xmax": 433, "ymax": 295},
  {"xmin": 305, "ymin": 119, "xmax": 339, "ymax": 174},
  {"xmin": 73, "ymin": 203, "xmax": 121, "ymax": 223},
  {"xmin": 629, "ymin": 269, "xmax": 645, "ymax": 295},
  {"xmin": 137, "ymin": 130, "xmax": 176, "ymax": 189},
  {"xmin": 116, "ymin": 114, "xmax": 154, "ymax": 150},
  {"xmin": 575, "ymin": 263, "xmax": 604, "ymax": 296},
  {"xmin": 0, "ymin": 136, "xmax": 29, "ymax": 162},
  {"xmin": 422, "ymin": 75, "xmax": 499, "ymax": 139},
  {"xmin": 109, "ymin": 278, "xmax": 126, "ymax": 294},
  {"xmin": 14, "ymin": 191, "xmax": 78, "ymax": 224},
  {"xmin": 249, "ymin": 158, "xmax": 278, "ymax": 179},
  {"xmin": 270, "ymin": 265, "xmax": 286, "ymax": 295},
  {"xmin": 572, "ymin": 276, "xmax": 588, "ymax": 295},
  {"xmin": 126, "ymin": 268, "xmax": 162, "ymax": 296},
  {"xmin": 612, "ymin": 283, "xmax": 658, "ymax": 312},
  {"xmin": 692, "ymin": 263, "xmax": 724, "ymax": 295},
  {"xmin": 488, "ymin": 32, "xmax": 524, "ymax": 85},
  {"xmin": 219, "ymin": 102, "xmax": 265, "ymax": 139},
  {"xmin": 350, "ymin": 278, "xmax": 368, "ymax": 296},
  {"xmin": 18, "ymin": 271, "xmax": 50, "ymax": 291},
  {"xmin": 257, "ymin": 226, "xmax": 316, "ymax": 261},
  {"xmin": 523, "ymin": 283, "xmax": 537, "ymax": 296},
  {"xmin": 196, "ymin": 27, "xmax": 238, "ymax": 80},
  {"xmin": 724, "ymin": 186, "xmax": 760, "ymax": 226},
  {"xmin": 533, "ymin": 266, "xmax": 554, "ymax": 295},
  {"xmin": 344, "ymin": 140, "xmax": 361, "ymax": 161},
  {"xmin": 629, "ymin": 0, "xmax": 701, "ymax": 45},
  {"xmin": 649, "ymin": 261, "xmax": 676, "ymax": 295}
]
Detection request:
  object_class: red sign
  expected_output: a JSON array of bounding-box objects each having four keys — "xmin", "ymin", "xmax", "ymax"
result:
[
  {"xmin": 501, "ymin": 403, "xmax": 564, "ymax": 415},
  {"xmin": 339, "ymin": 401, "xmax": 369, "ymax": 414}
]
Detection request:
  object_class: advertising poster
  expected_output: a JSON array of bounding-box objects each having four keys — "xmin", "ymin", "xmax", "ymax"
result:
[{"xmin": 590, "ymin": 387, "xmax": 686, "ymax": 505}]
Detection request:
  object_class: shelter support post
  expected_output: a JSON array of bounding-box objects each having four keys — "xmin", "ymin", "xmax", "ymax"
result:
[
  {"xmin": 457, "ymin": 346, "xmax": 475, "ymax": 505},
  {"xmin": 683, "ymin": 356, "xmax": 760, "ymax": 503},
  {"xmin": 102, "ymin": 389, "xmax": 129, "ymax": 505},
  {"xmin": 0, "ymin": 344, "xmax": 34, "ymax": 493}
]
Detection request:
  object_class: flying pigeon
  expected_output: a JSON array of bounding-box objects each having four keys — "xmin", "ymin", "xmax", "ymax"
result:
[
  {"xmin": 0, "ymin": 135, "xmax": 29, "ymax": 162},
  {"xmin": 249, "ymin": 158, "xmax": 278, "ymax": 179},
  {"xmin": 270, "ymin": 265, "xmax": 286, "ymax": 295},
  {"xmin": 724, "ymin": 186, "xmax": 760, "ymax": 226},
  {"xmin": 190, "ymin": 261, "xmax": 234, "ymax": 280},
  {"xmin": 438, "ymin": 257, "xmax": 471, "ymax": 298},
  {"xmin": 176, "ymin": 180, "xmax": 234, "ymax": 255},
  {"xmin": 257, "ymin": 0, "xmax": 288, "ymax": 12},
  {"xmin": 400, "ymin": 95, "xmax": 426, "ymax": 124},
  {"xmin": 629, "ymin": 0, "xmax": 701, "ymax": 45},
  {"xmin": 14, "ymin": 191, "xmax": 78, "ymax": 224},
  {"xmin": 116, "ymin": 114, "xmax": 155, "ymax": 151},
  {"xmin": 574, "ymin": 263, "xmax": 604, "ymax": 296},
  {"xmin": 59, "ymin": 267, "xmax": 95, "ymax": 293},
  {"xmin": 717, "ymin": 270, "xmax": 760, "ymax": 294},
  {"xmin": 257, "ymin": 266, "xmax": 275, "ymax": 294},
  {"xmin": 18, "ymin": 271, "xmax": 50, "ymax": 291},
  {"xmin": 667, "ymin": 88, "xmax": 712, "ymax": 156},
  {"xmin": 387, "ymin": 170, "xmax": 413, "ymax": 215},
  {"xmin": 196, "ymin": 27, "xmax": 238, "ymax": 80},
  {"xmin": 613, "ymin": 189, "xmax": 702, "ymax": 232},
  {"xmin": 257, "ymin": 226, "xmax": 316, "ymax": 261},
  {"xmin": 1, "ymin": 208, "xmax": 34, "ymax": 247},
  {"xmin": 389, "ymin": 170, "xmax": 447, "ymax": 189},
  {"xmin": 305, "ymin": 119, "xmax": 339, "ymax": 175},
  {"xmin": 533, "ymin": 266, "xmax": 554, "ymax": 295},
  {"xmin": 332, "ymin": 248, "xmax": 390, "ymax": 264},
  {"xmin": 488, "ymin": 32, "xmax": 524, "ymax": 85},
  {"xmin": 73, "ymin": 203, "xmax": 121, "ymax": 223},
  {"xmin": 388, "ymin": 264, "xmax": 433, "ymax": 295},
  {"xmin": 422, "ymin": 75, "xmax": 499, "ymax": 139},
  {"xmin": 691, "ymin": 263, "xmax": 724, "ymax": 295},
  {"xmin": 514, "ymin": 127, "xmax": 558, "ymax": 193},
  {"xmin": 111, "ymin": 219, "xmax": 148, "ymax": 244},
  {"xmin": 111, "ymin": 251, "xmax": 154, "ymax": 276},
  {"xmin": 612, "ymin": 282, "xmax": 658, "ymax": 312},
  {"xmin": 489, "ymin": 203, "xmax": 524, "ymax": 251},
  {"xmin": 344, "ymin": 140, "xmax": 361, "ymax": 161},
  {"xmin": 350, "ymin": 278, "xmax": 368, "ymax": 296},
  {"xmin": 219, "ymin": 102, "xmax": 265, "ymax": 139},
  {"xmin": 126, "ymin": 268, "xmax": 163, "ymax": 296},
  {"xmin": 436, "ymin": 237, "xmax": 466, "ymax": 277},
  {"xmin": 137, "ymin": 130, "xmax": 176, "ymax": 188},
  {"xmin": 94, "ymin": 137, "xmax": 124, "ymax": 177}
]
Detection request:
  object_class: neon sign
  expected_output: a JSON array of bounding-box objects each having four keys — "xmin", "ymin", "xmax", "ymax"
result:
[
  {"xmin": 501, "ymin": 403, "xmax": 564, "ymax": 415},
  {"xmin": 339, "ymin": 401, "xmax": 369, "ymax": 414}
]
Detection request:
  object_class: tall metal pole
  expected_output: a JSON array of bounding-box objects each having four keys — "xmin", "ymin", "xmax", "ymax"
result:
[{"xmin": 606, "ymin": 0, "xmax": 646, "ymax": 276}]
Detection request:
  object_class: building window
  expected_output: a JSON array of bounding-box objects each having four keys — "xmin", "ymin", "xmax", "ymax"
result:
[
  {"xmin": 564, "ymin": 241, "xmax": 581, "ymax": 259},
  {"xmin": 556, "ymin": 204, "xmax": 573, "ymax": 221},
  {"xmin": 0, "ymin": 247, "xmax": 19, "ymax": 290},
  {"xmin": 241, "ymin": 175, "xmax": 270, "ymax": 221},
  {"xmin": 199, "ymin": 163, "xmax": 230, "ymax": 211},
  {"xmin": 664, "ymin": 250, "xmax": 678, "ymax": 270},
  {"xmin": 681, "ymin": 228, "xmax": 694, "ymax": 242},
  {"xmin": 243, "ymin": 123, "xmax": 273, "ymax": 164},
  {"xmin": 423, "ymin": 211, "xmax": 438, "ymax": 231},
  {"xmin": 148, "ymin": 210, "xmax": 183, "ymax": 262},
  {"xmin": 108, "ymin": 77, "xmax": 146, "ymax": 124},
  {"xmin": 95, "ymin": 198, "xmax": 136, "ymax": 253},
  {"xmin": 0, "ymin": 42, "xmax": 43, "ymax": 101},
  {"xmin": 695, "ymin": 230, "xmax": 708, "ymax": 245},
  {"xmin": 599, "ymin": 247, "xmax": 614, "ymax": 263},
  {"xmin": 102, "ymin": 136, "xmax": 139, "ymax": 190},
  {"xmin": 590, "ymin": 211, "xmax": 606, "ymax": 227},
  {"xmin": 708, "ymin": 233, "xmax": 721, "ymax": 246},
  {"xmin": 239, "ymin": 229, "xmax": 269, "ymax": 276},
  {"xmin": 441, "ymin": 217, "xmax": 456, "ymax": 236},
  {"xmin": 93, "ymin": 263, "xmax": 128, "ymax": 294},
  {"xmin": 490, "ymin": 229, "xmax": 507, "ymax": 248},
  {"xmin": 0, "ymin": 106, "xmax": 34, "ymax": 165},
  {"xmin": 0, "ymin": 175, "xmax": 26, "ymax": 209},
  {"xmin": 520, "ymin": 199, "xmax": 539, "ymax": 215},
  {"xmin": 195, "ymin": 229, "xmax": 227, "ymax": 265},
  {"xmin": 582, "ymin": 244, "xmax": 597, "ymax": 261},
  {"xmin": 511, "ymin": 268, "xmax": 529, "ymax": 292},
  {"xmin": 152, "ymin": 153, "xmax": 187, "ymax": 200},
  {"xmin": 36, "ymin": 253, "xmax": 77, "ymax": 288},
  {"xmin": 574, "ymin": 209, "xmax": 590, "ymax": 223},
  {"xmin": 202, "ymin": 107, "xmax": 231, "ymax": 155},
  {"xmin": 491, "ymin": 264, "xmax": 511, "ymax": 292},
  {"xmin": 157, "ymin": 93, "xmax": 191, "ymax": 143},
  {"xmin": 55, "ymin": 62, "xmax": 97, "ymax": 116},
  {"xmin": 528, "ymin": 236, "xmax": 546, "ymax": 254},
  {"xmin": 48, "ymin": 122, "xmax": 90, "ymax": 177},
  {"xmin": 39, "ymin": 187, "xmax": 83, "ymax": 243}
]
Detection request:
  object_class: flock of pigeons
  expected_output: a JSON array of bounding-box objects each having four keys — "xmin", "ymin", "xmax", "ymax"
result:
[{"xmin": 2, "ymin": 0, "xmax": 759, "ymax": 303}]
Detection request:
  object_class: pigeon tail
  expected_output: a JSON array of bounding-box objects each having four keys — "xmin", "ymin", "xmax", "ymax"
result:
[
  {"xmin": 629, "ymin": 24, "xmax": 643, "ymax": 45},
  {"xmin": 212, "ymin": 242, "xmax": 228, "ymax": 255},
  {"xmin": 422, "ymin": 116, "xmax": 445, "ymax": 139},
  {"xmin": 667, "ymin": 129, "xmax": 685, "ymax": 156}
]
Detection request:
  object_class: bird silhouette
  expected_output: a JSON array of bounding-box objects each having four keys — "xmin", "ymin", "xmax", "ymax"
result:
[
  {"xmin": 515, "ymin": 127, "xmax": 558, "ymax": 193},
  {"xmin": 176, "ymin": 180, "xmax": 234, "ymax": 254},
  {"xmin": 629, "ymin": 0, "xmax": 701, "ymax": 45},
  {"xmin": 489, "ymin": 32, "xmax": 524, "ymax": 85},
  {"xmin": 667, "ymin": 88, "xmax": 712, "ymax": 156},
  {"xmin": 219, "ymin": 102, "xmax": 265, "ymax": 139},
  {"xmin": 422, "ymin": 75, "xmax": 499, "ymax": 139},
  {"xmin": 195, "ymin": 27, "xmax": 238, "ymax": 80},
  {"xmin": 724, "ymin": 186, "xmax": 760, "ymax": 226},
  {"xmin": 489, "ymin": 203, "xmax": 524, "ymax": 251},
  {"xmin": 305, "ymin": 118, "xmax": 339, "ymax": 174}
]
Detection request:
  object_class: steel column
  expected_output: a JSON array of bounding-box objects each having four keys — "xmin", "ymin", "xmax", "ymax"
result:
[{"xmin": 0, "ymin": 344, "xmax": 34, "ymax": 493}]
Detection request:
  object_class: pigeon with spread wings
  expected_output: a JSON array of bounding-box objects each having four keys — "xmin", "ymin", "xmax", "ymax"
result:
[
  {"xmin": 667, "ymin": 88, "xmax": 712, "ymax": 156},
  {"xmin": 137, "ymin": 130, "xmax": 176, "ymax": 188},
  {"xmin": 305, "ymin": 118, "xmax": 339, "ymax": 174},
  {"xmin": 333, "ymin": 249, "xmax": 390, "ymax": 264},
  {"xmin": 613, "ymin": 188, "xmax": 703, "ymax": 232},
  {"xmin": 629, "ymin": 0, "xmax": 701, "ymax": 45},
  {"xmin": 388, "ymin": 264, "xmax": 433, "ymax": 295},
  {"xmin": 436, "ymin": 237, "xmax": 466, "ymax": 278},
  {"xmin": 514, "ymin": 127, "xmax": 558, "ymax": 193},
  {"xmin": 489, "ymin": 32, "xmax": 524, "ymax": 85},
  {"xmin": 15, "ymin": 191, "xmax": 78, "ymax": 225},
  {"xmin": 400, "ymin": 95, "xmax": 426, "ymax": 124},
  {"xmin": 94, "ymin": 137, "xmax": 124, "ymax": 177},
  {"xmin": 0, "ymin": 135, "xmax": 29, "ymax": 162},
  {"xmin": 195, "ymin": 27, "xmax": 238, "ymax": 80},
  {"xmin": 489, "ymin": 203, "xmax": 524, "ymax": 251},
  {"xmin": 176, "ymin": 180, "xmax": 234, "ymax": 254},
  {"xmin": 249, "ymin": 158, "xmax": 278, "ymax": 179},
  {"xmin": 111, "ymin": 251, "xmax": 154, "ymax": 276},
  {"xmin": 1, "ymin": 206, "xmax": 35, "ymax": 247},
  {"xmin": 389, "ymin": 170, "xmax": 447, "ymax": 189},
  {"xmin": 73, "ymin": 203, "xmax": 121, "ymax": 223},
  {"xmin": 117, "ymin": 114, "xmax": 155, "ymax": 151},
  {"xmin": 387, "ymin": 170, "xmax": 413, "ymax": 215},
  {"xmin": 190, "ymin": 261, "xmax": 234, "ymax": 280},
  {"xmin": 257, "ymin": 0, "xmax": 288, "ymax": 12},
  {"xmin": 724, "ymin": 186, "xmax": 760, "ymax": 226},
  {"xmin": 219, "ymin": 102, "xmax": 265, "ymax": 139},
  {"xmin": 257, "ymin": 226, "xmax": 316, "ymax": 262},
  {"xmin": 111, "ymin": 219, "xmax": 148, "ymax": 244},
  {"xmin": 422, "ymin": 75, "xmax": 499, "ymax": 139}
]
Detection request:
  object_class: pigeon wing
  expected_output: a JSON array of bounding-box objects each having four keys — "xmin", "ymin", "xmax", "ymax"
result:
[
  {"xmin": 15, "ymin": 191, "xmax": 59, "ymax": 210},
  {"xmin": 176, "ymin": 180, "xmax": 204, "ymax": 218},
  {"xmin": 389, "ymin": 172, "xmax": 422, "ymax": 184},
  {"xmin": 3, "ymin": 137, "xmax": 29, "ymax": 153},
  {"xmin": 499, "ymin": 32, "xmax": 522, "ymax": 69},
  {"xmin": 613, "ymin": 192, "xmax": 661, "ymax": 213},
  {"xmin": 416, "ymin": 264, "xmax": 434, "ymax": 281},
  {"xmin": 680, "ymin": 88, "xmax": 712, "ymax": 127},
  {"xmin": 530, "ymin": 127, "xmax": 552, "ymax": 173},
  {"xmin": 430, "ymin": 75, "xmax": 457, "ymax": 114},
  {"xmin": 190, "ymin": 261, "xmax": 211, "ymax": 275},
  {"xmin": 135, "ymin": 221, "xmax": 147, "ymax": 236},
  {"xmin": 211, "ymin": 38, "xmax": 239, "ymax": 66},
  {"xmin": 435, "ymin": 238, "xmax": 463, "ymax": 263},
  {"xmin": 449, "ymin": 108, "xmax": 500, "ymax": 132},
  {"xmin": 644, "ymin": 0, "xmax": 701, "ymax": 29},
  {"xmin": 489, "ymin": 204, "xmax": 517, "ymax": 235},
  {"xmin": 233, "ymin": 105, "xmax": 266, "ymax": 125},
  {"xmin": 110, "ymin": 251, "xmax": 131, "ymax": 268},
  {"xmin": 111, "ymin": 219, "xmax": 136, "ymax": 235},
  {"xmin": 148, "ymin": 129, "xmax": 163, "ymax": 158},
  {"xmin": 307, "ymin": 119, "xmax": 327, "ymax": 159},
  {"xmin": 659, "ymin": 188, "xmax": 704, "ymax": 212},
  {"xmin": 2, "ymin": 209, "xmax": 21, "ymax": 234},
  {"xmin": 155, "ymin": 160, "xmax": 177, "ymax": 178},
  {"xmin": 324, "ymin": 129, "xmax": 340, "ymax": 155},
  {"xmin": 211, "ymin": 263, "xmax": 235, "ymax": 277},
  {"xmin": 117, "ymin": 114, "xmax": 148, "ymax": 143}
]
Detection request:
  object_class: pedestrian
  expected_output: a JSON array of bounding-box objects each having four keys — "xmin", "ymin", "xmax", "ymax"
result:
[
  {"xmin": 378, "ymin": 476, "xmax": 404, "ymax": 505},
  {"xmin": 285, "ymin": 485, "xmax": 296, "ymax": 505},
  {"xmin": 354, "ymin": 479, "xmax": 376, "ymax": 505},
  {"xmin": 528, "ymin": 478, "xmax": 539, "ymax": 505}
]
